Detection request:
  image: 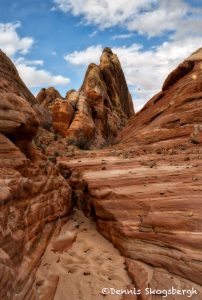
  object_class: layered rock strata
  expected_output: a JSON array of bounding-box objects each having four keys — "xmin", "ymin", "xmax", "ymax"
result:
[
  {"xmin": 1, "ymin": 45, "xmax": 202, "ymax": 300},
  {"xmin": 59, "ymin": 48, "xmax": 202, "ymax": 299},
  {"xmin": 59, "ymin": 141, "xmax": 202, "ymax": 299},
  {"xmin": 0, "ymin": 50, "xmax": 72, "ymax": 299},
  {"xmin": 119, "ymin": 48, "xmax": 202, "ymax": 146}
]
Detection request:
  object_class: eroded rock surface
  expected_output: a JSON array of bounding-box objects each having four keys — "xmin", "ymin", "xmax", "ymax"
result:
[
  {"xmin": 50, "ymin": 48, "xmax": 135, "ymax": 148},
  {"xmin": 119, "ymin": 47, "xmax": 202, "ymax": 146},
  {"xmin": 36, "ymin": 87, "xmax": 62, "ymax": 109},
  {"xmin": 59, "ymin": 141, "xmax": 202, "ymax": 299},
  {"xmin": 0, "ymin": 50, "xmax": 72, "ymax": 299},
  {"xmin": 1, "ymin": 45, "xmax": 202, "ymax": 300},
  {"xmin": 58, "ymin": 48, "xmax": 202, "ymax": 299}
]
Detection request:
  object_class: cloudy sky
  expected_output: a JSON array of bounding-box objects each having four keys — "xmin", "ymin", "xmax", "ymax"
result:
[{"xmin": 0, "ymin": 0, "xmax": 202, "ymax": 110}]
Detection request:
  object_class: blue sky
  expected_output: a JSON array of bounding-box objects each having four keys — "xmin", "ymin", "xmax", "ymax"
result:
[{"xmin": 0, "ymin": 0, "xmax": 202, "ymax": 110}]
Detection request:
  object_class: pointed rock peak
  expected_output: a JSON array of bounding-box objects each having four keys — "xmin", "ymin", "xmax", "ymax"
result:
[
  {"xmin": 87, "ymin": 63, "xmax": 99, "ymax": 71},
  {"xmin": 65, "ymin": 89, "xmax": 76, "ymax": 99},
  {"xmin": 51, "ymin": 46, "xmax": 134, "ymax": 148},
  {"xmin": 81, "ymin": 47, "xmax": 134, "ymax": 118},
  {"xmin": 100, "ymin": 47, "xmax": 120, "ymax": 67},
  {"xmin": 102, "ymin": 47, "xmax": 113, "ymax": 54},
  {"xmin": 36, "ymin": 87, "xmax": 62, "ymax": 104}
]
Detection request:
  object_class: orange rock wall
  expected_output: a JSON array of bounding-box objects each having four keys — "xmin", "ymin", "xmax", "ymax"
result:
[{"xmin": 0, "ymin": 51, "xmax": 72, "ymax": 299}]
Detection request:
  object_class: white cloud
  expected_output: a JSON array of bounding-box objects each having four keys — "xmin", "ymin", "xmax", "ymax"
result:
[
  {"xmin": 64, "ymin": 38, "xmax": 202, "ymax": 110},
  {"xmin": 15, "ymin": 57, "xmax": 44, "ymax": 66},
  {"xmin": 111, "ymin": 33, "xmax": 133, "ymax": 40},
  {"xmin": 15, "ymin": 58, "xmax": 70, "ymax": 88},
  {"xmin": 0, "ymin": 22, "xmax": 34, "ymax": 56},
  {"xmin": 89, "ymin": 30, "xmax": 98, "ymax": 38},
  {"xmin": 56, "ymin": 0, "xmax": 202, "ymax": 112},
  {"xmin": 53, "ymin": 0, "xmax": 155, "ymax": 29},
  {"xmin": 173, "ymin": 17, "xmax": 202, "ymax": 40},
  {"xmin": 0, "ymin": 23, "xmax": 70, "ymax": 89},
  {"xmin": 64, "ymin": 45, "xmax": 102, "ymax": 65},
  {"xmin": 53, "ymin": 0, "xmax": 202, "ymax": 38},
  {"xmin": 127, "ymin": 0, "xmax": 188, "ymax": 37}
]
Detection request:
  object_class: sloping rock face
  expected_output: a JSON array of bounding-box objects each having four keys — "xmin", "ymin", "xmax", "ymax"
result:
[
  {"xmin": 0, "ymin": 50, "xmax": 72, "ymax": 299},
  {"xmin": 59, "ymin": 48, "xmax": 202, "ymax": 299},
  {"xmin": 119, "ymin": 48, "xmax": 202, "ymax": 145},
  {"xmin": 59, "ymin": 141, "xmax": 202, "ymax": 300},
  {"xmin": 0, "ymin": 50, "xmax": 36, "ymax": 106},
  {"xmin": 51, "ymin": 48, "xmax": 134, "ymax": 148},
  {"xmin": 0, "ymin": 50, "xmax": 51, "ymax": 130}
]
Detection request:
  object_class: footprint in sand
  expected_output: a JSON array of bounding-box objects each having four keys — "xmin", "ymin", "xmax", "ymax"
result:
[
  {"xmin": 109, "ymin": 273, "xmax": 127, "ymax": 282},
  {"xmin": 66, "ymin": 266, "xmax": 78, "ymax": 274},
  {"xmin": 36, "ymin": 209, "xmax": 131, "ymax": 300},
  {"xmin": 63, "ymin": 257, "xmax": 74, "ymax": 264}
]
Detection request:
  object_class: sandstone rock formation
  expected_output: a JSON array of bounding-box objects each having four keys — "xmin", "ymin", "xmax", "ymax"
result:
[
  {"xmin": 119, "ymin": 47, "xmax": 202, "ymax": 146},
  {"xmin": 49, "ymin": 48, "xmax": 135, "ymax": 148},
  {"xmin": 0, "ymin": 50, "xmax": 72, "ymax": 299},
  {"xmin": 0, "ymin": 50, "xmax": 52, "ymax": 130},
  {"xmin": 36, "ymin": 87, "xmax": 62, "ymax": 109},
  {"xmin": 59, "ymin": 48, "xmax": 202, "ymax": 299},
  {"xmin": 1, "ymin": 45, "xmax": 202, "ymax": 300},
  {"xmin": 59, "ymin": 143, "xmax": 202, "ymax": 299}
]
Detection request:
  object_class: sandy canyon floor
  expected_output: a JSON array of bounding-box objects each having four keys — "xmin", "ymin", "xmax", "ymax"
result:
[{"xmin": 36, "ymin": 209, "xmax": 133, "ymax": 300}]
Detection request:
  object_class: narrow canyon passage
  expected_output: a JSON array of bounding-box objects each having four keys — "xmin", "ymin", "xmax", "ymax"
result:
[{"xmin": 35, "ymin": 209, "xmax": 133, "ymax": 300}]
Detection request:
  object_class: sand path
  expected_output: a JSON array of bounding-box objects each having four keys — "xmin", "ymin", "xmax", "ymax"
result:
[{"xmin": 36, "ymin": 209, "xmax": 133, "ymax": 300}]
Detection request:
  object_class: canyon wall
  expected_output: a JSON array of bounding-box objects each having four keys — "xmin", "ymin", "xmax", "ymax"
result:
[
  {"xmin": 59, "ymin": 48, "xmax": 202, "ymax": 299},
  {"xmin": 0, "ymin": 50, "xmax": 72, "ymax": 299},
  {"xmin": 119, "ymin": 48, "xmax": 202, "ymax": 146},
  {"xmin": 1, "ymin": 46, "xmax": 202, "ymax": 300}
]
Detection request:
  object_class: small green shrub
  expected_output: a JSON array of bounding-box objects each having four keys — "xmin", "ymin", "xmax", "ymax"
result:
[
  {"xmin": 67, "ymin": 137, "xmax": 90, "ymax": 150},
  {"xmin": 54, "ymin": 133, "xmax": 60, "ymax": 141},
  {"xmin": 54, "ymin": 151, "xmax": 60, "ymax": 157},
  {"xmin": 48, "ymin": 156, "xmax": 56, "ymax": 164}
]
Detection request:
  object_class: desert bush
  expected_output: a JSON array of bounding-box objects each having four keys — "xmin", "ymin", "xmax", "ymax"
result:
[
  {"xmin": 54, "ymin": 133, "xmax": 60, "ymax": 141},
  {"xmin": 67, "ymin": 137, "xmax": 90, "ymax": 150},
  {"xmin": 54, "ymin": 151, "xmax": 60, "ymax": 157},
  {"xmin": 48, "ymin": 156, "xmax": 56, "ymax": 164}
]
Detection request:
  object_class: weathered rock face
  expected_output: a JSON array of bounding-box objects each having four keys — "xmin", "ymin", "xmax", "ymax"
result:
[
  {"xmin": 119, "ymin": 47, "xmax": 202, "ymax": 146},
  {"xmin": 0, "ymin": 50, "xmax": 36, "ymax": 105},
  {"xmin": 2, "ymin": 44, "xmax": 202, "ymax": 299},
  {"xmin": 0, "ymin": 50, "xmax": 72, "ymax": 299},
  {"xmin": 52, "ymin": 91, "xmax": 77, "ymax": 138},
  {"xmin": 59, "ymin": 48, "xmax": 202, "ymax": 299},
  {"xmin": 51, "ymin": 48, "xmax": 135, "ymax": 148},
  {"xmin": 36, "ymin": 87, "xmax": 62, "ymax": 108},
  {"xmin": 0, "ymin": 50, "xmax": 52, "ymax": 130},
  {"xmin": 59, "ymin": 142, "xmax": 202, "ymax": 299}
]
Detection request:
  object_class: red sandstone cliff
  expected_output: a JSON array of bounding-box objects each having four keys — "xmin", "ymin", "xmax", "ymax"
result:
[
  {"xmin": 0, "ymin": 50, "xmax": 72, "ymax": 299},
  {"xmin": 38, "ymin": 48, "xmax": 135, "ymax": 148},
  {"xmin": 1, "ymin": 46, "xmax": 202, "ymax": 300},
  {"xmin": 119, "ymin": 47, "xmax": 202, "ymax": 146},
  {"xmin": 59, "ymin": 47, "xmax": 202, "ymax": 299}
]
